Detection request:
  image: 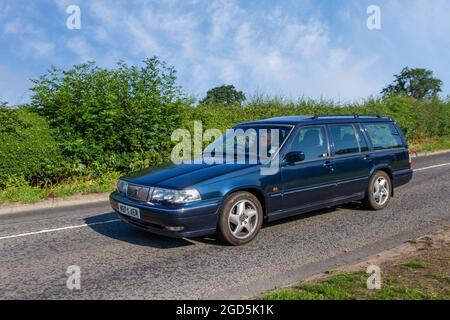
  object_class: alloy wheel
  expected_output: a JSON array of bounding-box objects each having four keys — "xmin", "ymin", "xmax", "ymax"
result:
[
  {"xmin": 373, "ymin": 177, "xmax": 389, "ymax": 206},
  {"xmin": 228, "ymin": 200, "xmax": 259, "ymax": 240}
]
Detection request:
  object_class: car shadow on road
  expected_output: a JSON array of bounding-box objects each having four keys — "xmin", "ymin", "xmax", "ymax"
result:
[
  {"xmin": 336, "ymin": 201, "xmax": 369, "ymax": 211},
  {"xmin": 262, "ymin": 207, "xmax": 336, "ymax": 228},
  {"xmin": 262, "ymin": 201, "xmax": 365, "ymax": 228},
  {"xmin": 84, "ymin": 212, "xmax": 195, "ymax": 249},
  {"xmin": 194, "ymin": 205, "xmax": 351, "ymax": 246}
]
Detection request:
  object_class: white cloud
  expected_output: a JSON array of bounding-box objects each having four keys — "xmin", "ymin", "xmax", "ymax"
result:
[
  {"xmin": 124, "ymin": 17, "xmax": 162, "ymax": 56},
  {"xmin": 66, "ymin": 37, "xmax": 94, "ymax": 61},
  {"xmin": 8, "ymin": 0, "xmax": 442, "ymax": 103},
  {"xmin": 93, "ymin": 27, "xmax": 108, "ymax": 42},
  {"xmin": 6, "ymin": 0, "xmax": 376, "ymax": 100},
  {"xmin": 208, "ymin": 0, "xmax": 242, "ymax": 45},
  {"xmin": 169, "ymin": 2, "xmax": 377, "ymax": 101},
  {"xmin": 89, "ymin": 0, "xmax": 123, "ymax": 28},
  {"xmin": 292, "ymin": 20, "xmax": 329, "ymax": 57},
  {"xmin": 328, "ymin": 49, "xmax": 350, "ymax": 70},
  {"xmin": 1, "ymin": 11, "xmax": 54, "ymax": 59},
  {"xmin": 27, "ymin": 39, "xmax": 55, "ymax": 57},
  {"xmin": 3, "ymin": 18, "xmax": 21, "ymax": 34}
]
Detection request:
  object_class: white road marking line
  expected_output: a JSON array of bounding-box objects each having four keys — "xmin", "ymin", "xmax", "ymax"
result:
[
  {"xmin": 414, "ymin": 162, "xmax": 450, "ymax": 172},
  {"xmin": 0, "ymin": 219, "xmax": 120, "ymax": 241}
]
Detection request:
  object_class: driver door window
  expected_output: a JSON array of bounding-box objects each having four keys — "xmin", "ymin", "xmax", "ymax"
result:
[{"xmin": 288, "ymin": 126, "xmax": 330, "ymax": 161}]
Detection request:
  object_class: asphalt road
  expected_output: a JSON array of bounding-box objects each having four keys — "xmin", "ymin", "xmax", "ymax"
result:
[{"xmin": 1, "ymin": 153, "xmax": 449, "ymax": 300}]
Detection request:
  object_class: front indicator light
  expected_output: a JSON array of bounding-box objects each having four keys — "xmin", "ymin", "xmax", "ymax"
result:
[
  {"xmin": 165, "ymin": 226, "xmax": 185, "ymax": 232},
  {"xmin": 117, "ymin": 180, "xmax": 128, "ymax": 194}
]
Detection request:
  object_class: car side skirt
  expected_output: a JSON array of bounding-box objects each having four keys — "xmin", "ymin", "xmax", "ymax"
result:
[{"xmin": 267, "ymin": 192, "xmax": 365, "ymax": 222}]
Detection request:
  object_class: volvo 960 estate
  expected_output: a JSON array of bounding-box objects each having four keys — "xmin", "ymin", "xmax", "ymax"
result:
[{"xmin": 110, "ymin": 115, "xmax": 413, "ymax": 245}]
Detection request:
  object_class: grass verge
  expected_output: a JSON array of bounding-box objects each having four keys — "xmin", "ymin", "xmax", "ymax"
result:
[
  {"xmin": 262, "ymin": 230, "xmax": 450, "ymax": 300},
  {"xmin": 0, "ymin": 172, "xmax": 121, "ymax": 205},
  {"xmin": 410, "ymin": 136, "xmax": 450, "ymax": 153}
]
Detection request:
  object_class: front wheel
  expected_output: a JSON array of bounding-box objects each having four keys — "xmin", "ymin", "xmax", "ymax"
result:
[
  {"xmin": 216, "ymin": 192, "xmax": 263, "ymax": 246},
  {"xmin": 363, "ymin": 171, "xmax": 392, "ymax": 210}
]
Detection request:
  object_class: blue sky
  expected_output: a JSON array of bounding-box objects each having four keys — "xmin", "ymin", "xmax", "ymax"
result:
[{"xmin": 1, "ymin": 0, "xmax": 449, "ymax": 105}]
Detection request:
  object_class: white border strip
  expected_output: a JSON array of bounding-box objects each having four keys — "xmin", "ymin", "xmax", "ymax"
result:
[
  {"xmin": 0, "ymin": 219, "xmax": 120, "ymax": 241},
  {"xmin": 414, "ymin": 162, "xmax": 450, "ymax": 172}
]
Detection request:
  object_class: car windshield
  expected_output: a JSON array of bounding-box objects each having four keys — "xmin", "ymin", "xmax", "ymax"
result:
[{"xmin": 203, "ymin": 124, "xmax": 292, "ymax": 161}]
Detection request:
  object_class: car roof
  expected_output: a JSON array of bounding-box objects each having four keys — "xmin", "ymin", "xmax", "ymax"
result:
[{"xmin": 239, "ymin": 115, "xmax": 394, "ymax": 126}]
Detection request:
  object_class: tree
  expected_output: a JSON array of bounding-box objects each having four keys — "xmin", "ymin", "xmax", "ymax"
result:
[
  {"xmin": 381, "ymin": 67, "xmax": 442, "ymax": 99},
  {"xmin": 30, "ymin": 57, "xmax": 188, "ymax": 172},
  {"xmin": 200, "ymin": 85, "xmax": 246, "ymax": 106}
]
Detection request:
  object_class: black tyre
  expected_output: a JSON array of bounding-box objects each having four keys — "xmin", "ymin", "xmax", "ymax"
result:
[
  {"xmin": 363, "ymin": 171, "xmax": 392, "ymax": 210},
  {"xmin": 216, "ymin": 192, "xmax": 263, "ymax": 246}
]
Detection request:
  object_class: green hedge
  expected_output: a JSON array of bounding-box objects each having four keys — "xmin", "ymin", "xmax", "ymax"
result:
[
  {"xmin": 0, "ymin": 106, "xmax": 65, "ymax": 187},
  {"xmin": 187, "ymin": 95, "xmax": 450, "ymax": 142}
]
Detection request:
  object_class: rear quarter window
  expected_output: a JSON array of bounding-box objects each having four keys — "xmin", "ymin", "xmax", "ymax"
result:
[{"xmin": 363, "ymin": 122, "xmax": 404, "ymax": 150}]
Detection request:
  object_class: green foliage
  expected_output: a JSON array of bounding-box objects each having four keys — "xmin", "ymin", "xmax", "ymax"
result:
[
  {"xmin": 404, "ymin": 260, "xmax": 427, "ymax": 269},
  {"xmin": 411, "ymin": 136, "xmax": 450, "ymax": 153},
  {"xmin": 31, "ymin": 57, "xmax": 188, "ymax": 173},
  {"xmin": 0, "ymin": 172, "xmax": 120, "ymax": 205},
  {"xmin": 200, "ymin": 84, "xmax": 246, "ymax": 106},
  {"xmin": 190, "ymin": 95, "xmax": 450, "ymax": 143},
  {"xmin": 382, "ymin": 67, "xmax": 443, "ymax": 99},
  {"xmin": 0, "ymin": 176, "xmax": 48, "ymax": 204},
  {"xmin": 0, "ymin": 106, "xmax": 65, "ymax": 188}
]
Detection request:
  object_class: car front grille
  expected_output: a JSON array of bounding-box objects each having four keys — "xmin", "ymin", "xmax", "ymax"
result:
[{"xmin": 126, "ymin": 184, "xmax": 152, "ymax": 202}]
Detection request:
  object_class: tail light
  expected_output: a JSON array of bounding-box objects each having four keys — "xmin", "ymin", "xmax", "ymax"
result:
[{"xmin": 408, "ymin": 149, "xmax": 413, "ymax": 169}]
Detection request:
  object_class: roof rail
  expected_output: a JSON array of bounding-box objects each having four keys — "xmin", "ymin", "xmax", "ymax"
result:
[{"xmin": 310, "ymin": 114, "xmax": 383, "ymax": 120}]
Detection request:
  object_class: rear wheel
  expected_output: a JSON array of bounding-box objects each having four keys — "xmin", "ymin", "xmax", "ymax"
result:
[
  {"xmin": 216, "ymin": 192, "xmax": 263, "ymax": 246},
  {"xmin": 363, "ymin": 171, "xmax": 392, "ymax": 210}
]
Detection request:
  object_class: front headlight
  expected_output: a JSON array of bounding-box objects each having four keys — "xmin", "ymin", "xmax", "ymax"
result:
[
  {"xmin": 117, "ymin": 180, "xmax": 128, "ymax": 194},
  {"xmin": 150, "ymin": 188, "xmax": 201, "ymax": 204}
]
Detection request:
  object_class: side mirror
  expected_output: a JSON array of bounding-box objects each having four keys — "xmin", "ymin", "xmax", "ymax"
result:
[{"xmin": 284, "ymin": 151, "xmax": 305, "ymax": 164}]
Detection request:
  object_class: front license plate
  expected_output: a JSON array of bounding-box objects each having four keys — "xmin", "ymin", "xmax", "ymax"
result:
[{"xmin": 118, "ymin": 203, "xmax": 141, "ymax": 219}]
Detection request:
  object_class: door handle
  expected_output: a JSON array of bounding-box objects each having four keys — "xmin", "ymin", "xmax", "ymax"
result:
[
  {"xmin": 323, "ymin": 160, "xmax": 335, "ymax": 172},
  {"xmin": 364, "ymin": 154, "xmax": 372, "ymax": 161}
]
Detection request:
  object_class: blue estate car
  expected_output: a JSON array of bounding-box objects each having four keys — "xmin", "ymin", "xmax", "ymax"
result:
[{"xmin": 110, "ymin": 115, "xmax": 413, "ymax": 245}]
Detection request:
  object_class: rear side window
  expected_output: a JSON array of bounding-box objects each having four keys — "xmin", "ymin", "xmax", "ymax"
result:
[
  {"xmin": 329, "ymin": 124, "xmax": 360, "ymax": 155},
  {"xmin": 363, "ymin": 123, "xmax": 404, "ymax": 150}
]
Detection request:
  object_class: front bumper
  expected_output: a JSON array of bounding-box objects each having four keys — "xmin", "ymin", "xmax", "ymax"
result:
[{"xmin": 109, "ymin": 191, "xmax": 220, "ymax": 238}]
